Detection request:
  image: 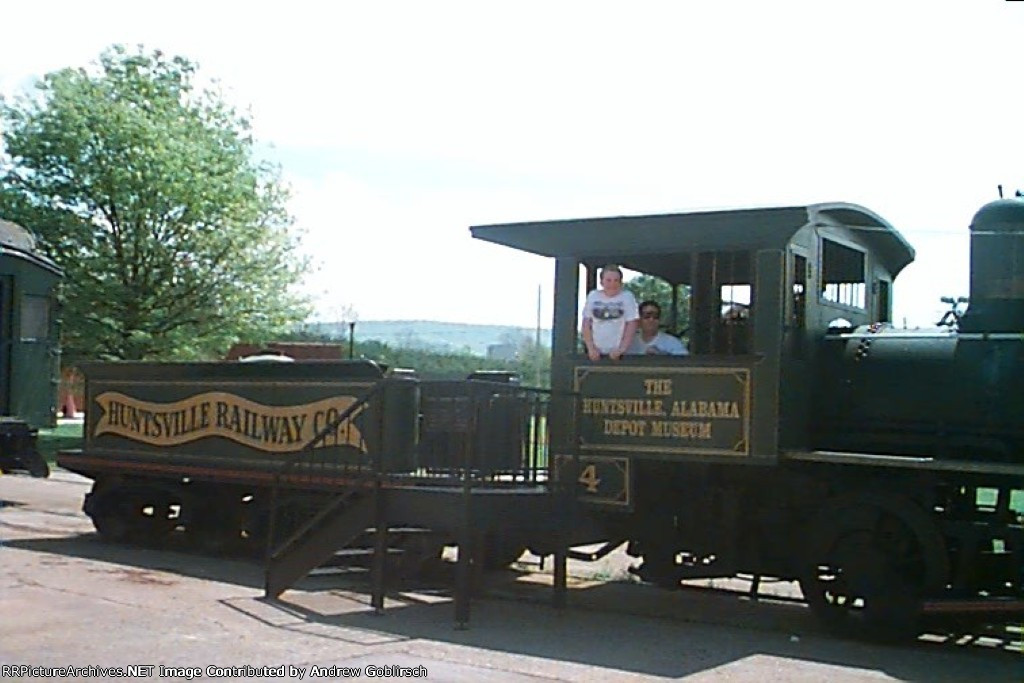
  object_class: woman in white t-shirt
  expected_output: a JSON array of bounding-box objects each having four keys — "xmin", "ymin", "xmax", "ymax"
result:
[{"xmin": 582, "ymin": 264, "xmax": 639, "ymax": 361}]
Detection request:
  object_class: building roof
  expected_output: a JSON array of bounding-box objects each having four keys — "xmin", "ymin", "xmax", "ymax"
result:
[
  {"xmin": 0, "ymin": 218, "xmax": 37, "ymax": 251},
  {"xmin": 0, "ymin": 218, "xmax": 62, "ymax": 276}
]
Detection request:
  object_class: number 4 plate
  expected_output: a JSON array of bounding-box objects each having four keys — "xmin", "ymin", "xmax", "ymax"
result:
[{"xmin": 553, "ymin": 454, "xmax": 630, "ymax": 507}]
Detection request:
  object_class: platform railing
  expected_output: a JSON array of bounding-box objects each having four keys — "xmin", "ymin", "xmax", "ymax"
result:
[
  {"xmin": 264, "ymin": 377, "xmax": 555, "ymax": 550},
  {"xmin": 416, "ymin": 379, "xmax": 552, "ymax": 486},
  {"xmin": 263, "ymin": 374, "xmax": 579, "ymax": 616}
]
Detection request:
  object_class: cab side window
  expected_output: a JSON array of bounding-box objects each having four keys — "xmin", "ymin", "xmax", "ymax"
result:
[{"xmin": 690, "ymin": 251, "xmax": 752, "ymax": 355}]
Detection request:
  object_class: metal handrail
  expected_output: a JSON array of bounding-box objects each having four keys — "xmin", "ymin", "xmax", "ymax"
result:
[
  {"xmin": 265, "ymin": 378, "xmax": 391, "ymax": 561},
  {"xmin": 276, "ymin": 378, "xmax": 391, "ymax": 479}
]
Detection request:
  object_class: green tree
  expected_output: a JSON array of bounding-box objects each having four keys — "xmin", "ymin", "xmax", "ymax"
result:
[
  {"xmin": 277, "ymin": 326, "xmax": 552, "ymax": 386},
  {"xmin": 625, "ymin": 274, "xmax": 691, "ymax": 335},
  {"xmin": 0, "ymin": 45, "xmax": 309, "ymax": 361}
]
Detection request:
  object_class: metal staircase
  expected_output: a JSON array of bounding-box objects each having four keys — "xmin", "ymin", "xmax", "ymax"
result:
[
  {"xmin": 262, "ymin": 375, "xmax": 568, "ymax": 625},
  {"xmin": 264, "ymin": 489, "xmax": 375, "ymax": 599},
  {"xmin": 262, "ymin": 379, "xmax": 390, "ymax": 601}
]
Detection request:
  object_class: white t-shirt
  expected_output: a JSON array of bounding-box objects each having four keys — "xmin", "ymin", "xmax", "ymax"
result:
[
  {"xmin": 583, "ymin": 289, "xmax": 639, "ymax": 354},
  {"xmin": 628, "ymin": 331, "xmax": 689, "ymax": 356}
]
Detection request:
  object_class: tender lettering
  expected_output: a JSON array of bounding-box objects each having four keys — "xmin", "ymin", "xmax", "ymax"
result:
[{"xmin": 94, "ymin": 391, "xmax": 365, "ymax": 453}]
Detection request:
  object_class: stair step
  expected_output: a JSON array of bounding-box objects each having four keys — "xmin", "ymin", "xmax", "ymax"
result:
[
  {"xmin": 265, "ymin": 496, "xmax": 376, "ymax": 598},
  {"xmin": 328, "ymin": 547, "xmax": 404, "ymax": 558}
]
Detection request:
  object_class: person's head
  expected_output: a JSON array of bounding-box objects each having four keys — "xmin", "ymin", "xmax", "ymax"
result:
[
  {"xmin": 599, "ymin": 264, "xmax": 623, "ymax": 295},
  {"xmin": 638, "ymin": 300, "xmax": 662, "ymax": 335}
]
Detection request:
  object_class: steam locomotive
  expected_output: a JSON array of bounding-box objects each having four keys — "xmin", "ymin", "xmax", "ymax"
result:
[
  {"xmin": 0, "ymin": 217, "xmax": 61, "ymax": 477},
  {"xmin": 58, "ymin": 197, "xmax": 1023, "ymax": 639}
]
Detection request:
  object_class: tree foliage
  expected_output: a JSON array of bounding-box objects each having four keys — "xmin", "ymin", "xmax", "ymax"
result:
[
  {"xmin": 0, "ymin": 45, "xmax": 309, "ymax": 361},
  {"xmin": 278, "ymin": 328, "xmax": 552, "ymax": 387}
]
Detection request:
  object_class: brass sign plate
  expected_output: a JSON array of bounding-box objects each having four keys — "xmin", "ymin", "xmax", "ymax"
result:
[{"xmin": 574, "ymin": 365, "xmax": 751, "ymax": 456}]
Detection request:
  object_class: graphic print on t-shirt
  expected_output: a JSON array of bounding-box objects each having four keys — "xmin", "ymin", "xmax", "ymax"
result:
[
  {"xmin": 591, "ymin": 300, "xmax": 625, "ymax": 321},
  {"xmin": 584, "ymin": 289, "xmax": 638, "ymax": 354}
]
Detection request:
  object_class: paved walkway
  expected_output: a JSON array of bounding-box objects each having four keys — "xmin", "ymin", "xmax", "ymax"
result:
[{"xmin": 1, "ymin": 471, "xmax": 1021, "ymax": 681}]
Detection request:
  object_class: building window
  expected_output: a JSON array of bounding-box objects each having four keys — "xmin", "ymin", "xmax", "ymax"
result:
[{"xmin": 20, "ymin": 295, "xmax": 50, "ymax": 341}]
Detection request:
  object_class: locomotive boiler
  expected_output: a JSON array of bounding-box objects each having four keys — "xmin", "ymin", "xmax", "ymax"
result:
[{"xmin": 813, "ymin": 199, "xmax": 1024, "ymax": 463}]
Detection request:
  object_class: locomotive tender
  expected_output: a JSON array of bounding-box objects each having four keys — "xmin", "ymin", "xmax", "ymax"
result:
[
  {"xmin": 59, "ymin": 198, "xmax": 1024, "ymax": 639},
  {"xmin": 0, "ymin": 218, "xmax": 61, "ymax": 477}
]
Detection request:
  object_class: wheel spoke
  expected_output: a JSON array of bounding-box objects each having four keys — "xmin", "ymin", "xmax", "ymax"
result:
[{"xmin": 801, "ymin": 510, "xmax": 926, "ymax": 641}]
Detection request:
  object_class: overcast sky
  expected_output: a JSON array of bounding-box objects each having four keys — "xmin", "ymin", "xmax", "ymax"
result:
[{"xmin": 2, "ymin": 1, "xmax": 1022, "ymax": 329}]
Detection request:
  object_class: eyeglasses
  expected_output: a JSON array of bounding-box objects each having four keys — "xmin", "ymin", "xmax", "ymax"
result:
[{"xmin": 641, "ymin": 311, "xmax": 660, "ymax": 319}]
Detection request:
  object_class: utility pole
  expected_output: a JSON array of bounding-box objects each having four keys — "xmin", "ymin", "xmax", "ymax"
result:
[{"xmin": 535, "ymin": 284, "xmax": 543, "ymax": 387}]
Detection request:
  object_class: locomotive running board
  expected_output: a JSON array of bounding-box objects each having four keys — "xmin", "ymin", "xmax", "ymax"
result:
[
  {"xmin": 921, "ymin": 598, "xmax": 1024, "ymax": 615},
  {"xmin": 783, "ymin": 450, "xmax": 1024, "ymax": 477}
]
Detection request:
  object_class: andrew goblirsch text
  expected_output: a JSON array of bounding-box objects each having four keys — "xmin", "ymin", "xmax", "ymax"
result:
[{"xmin": 0, "ymin": 664, "xmax": 428, "ymax": 679}]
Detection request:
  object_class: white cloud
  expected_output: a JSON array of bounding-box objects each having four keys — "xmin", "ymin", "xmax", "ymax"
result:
[{"xmin": 2, "ymin": 1, "xmax": 1023, "ymax": 328}]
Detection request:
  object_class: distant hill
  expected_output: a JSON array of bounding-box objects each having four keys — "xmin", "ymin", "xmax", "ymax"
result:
[{"xmin": 302, "ymin": 320, "xmax": 551, "ymax": 357}]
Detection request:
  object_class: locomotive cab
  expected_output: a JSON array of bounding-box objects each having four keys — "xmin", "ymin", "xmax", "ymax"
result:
[{"xmin": 473, "ymin": 203, "xmax": 914, "ymax": 473}]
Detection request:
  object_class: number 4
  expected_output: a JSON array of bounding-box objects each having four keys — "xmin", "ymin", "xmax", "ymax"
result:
[{"xmin": 578, "ymin": 464, "xmax": 601, "ymax": 493}]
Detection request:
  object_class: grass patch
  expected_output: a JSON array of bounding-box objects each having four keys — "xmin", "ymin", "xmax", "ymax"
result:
[{"xmin": 36, "ymin": 422, "xmax": 84, "ymax": 464}]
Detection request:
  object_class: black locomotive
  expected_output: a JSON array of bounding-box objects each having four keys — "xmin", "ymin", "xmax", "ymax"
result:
[
  {"xmin": 0, "ymin": 217, "xmax": 62, "ymax": 477},
  {"xmin": 59, "ymin": 198, "xmax": 1023, "ymax": 639}
]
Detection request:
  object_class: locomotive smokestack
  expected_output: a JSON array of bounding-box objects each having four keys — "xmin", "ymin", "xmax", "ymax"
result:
[{"xmin": 959, "ymin": 197, "xmax": 1024, "ymax": 332}]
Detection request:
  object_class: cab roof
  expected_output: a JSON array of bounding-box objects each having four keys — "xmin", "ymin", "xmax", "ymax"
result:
[{"xmin": 472, "ymin": 202, "xmax": 915, "ymax": 282}]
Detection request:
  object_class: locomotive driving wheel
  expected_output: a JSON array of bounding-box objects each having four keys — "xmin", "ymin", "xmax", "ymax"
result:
[{"xmin": 800, "ymin": 504, "xmax": 933, "ymax": 642}]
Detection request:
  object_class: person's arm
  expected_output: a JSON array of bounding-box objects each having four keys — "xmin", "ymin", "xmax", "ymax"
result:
[
  {"xmin": 581, "ymin": 293, "xmax": 601, "ymax": 361},
  {"xmin": 625, "ymin": 330, "xmax": 643, "ymax": 355},
  {"xmin": 666, "ymin": 333, "xmax": 688, "ymax": 356},
  {"xmin": 610, "ymin": 319, "xmax": 638, "ymax": 360},
  {"xmin": 582, "ymin": 317, "xmax": 600, "ymax": 361}
]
